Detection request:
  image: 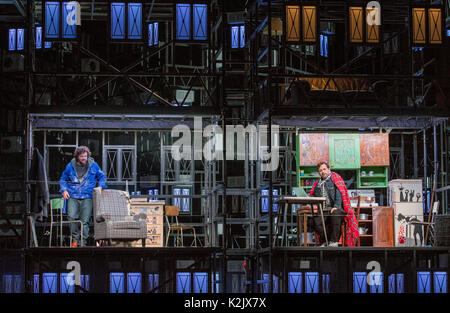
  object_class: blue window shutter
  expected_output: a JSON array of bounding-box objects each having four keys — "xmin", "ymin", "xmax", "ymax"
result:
[
  {"xmin": 182, "ymin": 188, "xmax": 190, "ymax": 213},
  {"xmin": 45, "ymin": 2, "xmax": 60, "ymax": 39},
  {"xmin": 433, "ymin": 272, "xmax": 447, "ymax": 293},
  {"xmin": 80, "ymin": 275, "xmax": 89, "ymax": 293},
  {"xmin": 36, "ymin": 26, "xmax": 42, "ymax": 49},
  {"xmin": 369, "ymin": 272, "xmax": 383, "ymax": 293},
  {"xmin": 353, "ymin": 272, "xmax": 367, "ymax": 293},
  {"xmin": 176, "ymin": 3, "xmax": 191, "ymax": 40},
  {"xmin": 42, "ymin": 273, "xmax": 58, "ymax": 293},
  {"xmin": 60, "ymin": 273, "xmax": 75, "ymax": 293},
  {"xmin": 288, "ymin": 272, "xmax": 302, "ymax": 293},
  {"xmin": 193, "ymin": 272, "xmax": 208, "ymax": 293},
  {"xmin": 417, "ymin": 271, "xmax": 431, "ymax": 293},
  {"xmin": 62, "ymin": 2, "xmax": 77, "ymax": 39},
  {"xmin": 322, "ymin": 274, "xmax": 330, "ymax": 293},
  {"xmin": 110, "ymin": 272, "xmax": 125, "ymax": 293},
  {"xmin": 127, "ymin": 273, "xmax": 142, "ymax": 293},
  {"xmin": 148, "ymin": 23, "xmax": 153, "ymax": 46},
  {"xmin": 148, "ymin": 274, "xmax": 159, "ymax": 293},
  {"xmin": 153, "ymin": 22, "xmax": 159, "ymax": 45},
  {"xmin": 272, "ymin": 189, "xmax": 278, "ymax": 213},
  {"xmin": 8, "ymin": 29, "xmax": 16, "ymax": 51},
  {"xmin": 193, "ymin": 4, "xmax": 207, "ymax": 40},
  {"xmin": 176, "ymin": 272, "xmax": 191, "ymax": 293},
  {"xmin": 45, "ymin": 41, "xmax": 52, "ymax": 48},
  {"xmin": 231, "ymin": 25, "xmax": 239, "ymax": 49},
  {"xmin": 305, "ymin": 272, "xmax": 319, "ymax": 293},
  {"xmin": 173, "ymin": 188, "xmax": 181, "ymax": 207},
  {"xmin": 239, "ymin": 25, "xmax": 245, "ymax": 48},
  {"xmin": 128, "ymin": 3, "xmax": 142, "ymax": 39},
  {"xmin": 111, "ymin": 2, "xmax": 126, "ymax": 39},
  {"xmin": 16, "ymin": 29, "xmax": 24, "ymax": 50},
  {"xmin": 261, "ymin": 189, "xmax": 269, "ymax": 213}
]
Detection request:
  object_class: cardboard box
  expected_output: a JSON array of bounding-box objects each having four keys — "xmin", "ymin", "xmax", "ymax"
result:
[
  {"xmin": 388, "ymin": 179, "xmax": 423, "ymax": 206},
  {"xmin": 393, "ymin": 202, "xmax": 424, "ymax": 247}
]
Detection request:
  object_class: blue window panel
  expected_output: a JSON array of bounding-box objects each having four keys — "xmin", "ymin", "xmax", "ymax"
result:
[
  {"xmin": 42, "ymin": 273, "xmax": 58, "ymax": 293},
  {"xmin": 369, "ymin": 272, "xmax": 383, "ymax": 293},
  {"xmin": 45, "ymin": 41, "xmax": 52, "ymax": 48},
  {"xmin": 288, "ymin": 272, "xmax": 302, "ymax": 293},
  {"xmin": 173, "ymin": 188, "xmax": 181, "ymax": 207},
  {"xmin": 322, "ymin": 274, "xmax": 330, "ymax": 293},
  {"xmin": 153, "ymin": 189, "xmax": 159, "ymax": 200},
  {"xmin": 193, "ymin": 272, "xmax": 208, "ymax": 293},
  {"xmin": 127, "ymin": 273, "xmax": 142, "ymax": 293},
  {"xmin": 305, "ymin": 272, "xmax": 319, "ymax": 293},
  {"xmin": 396, "ymin": 274, "xmax": 404, "ymax": 293},
  {"xmin": 36, "ymin": 26, "xmax": 42, "ymax": 49},
  {"xmin": 353, "ymin": 272, "xmax": 367, "ymax": 293},
  {"xmin": 320, "ymin": 34, "xmax": 328, "ymax": 58},
  {"xmin": 239, "ymin": 25, "xmax": 245, "ymax": 48},
  {"xmin": 45, "ymin": 2, "xmax": 60, "ymax": 39},
  {"xmin": 62, "ymin": 2, "xmax": 77, "ymax": 39},
  {"xmin": 3, "ymin": 274, "xmax": 13, "ymax": 293},
  {"xmin": 176, "ymin": 3, "xmax": 191, "ymax": 40},
  {"xmin": 110, "ymin": 272, "xmax": 125, "ymax": 293},
  {"xmin": 80, "ymin": 274, "xmax": 90, "ymax": 293},
  {"xmin": 111, "ymin": 2, "xmax": 126, "ymax": 39},
  {"xmin": 16, "ymin": 29, "xmax": 24, "ymax": 50},
  {"xmin": 261, "ymin": 189, "xmax": 278, "ymax": 213},
  {"xmin": 417, "ymin": 271, "xmax": 431, "ymax": 293},
  {"xmin": 148, "ymin": 23, "xmax": 153, "ymax": 46},
  {"xmin": 8, "ymin": 29, "xmax": 16, "ymax": 51},
  {"xmin": 60, "ymin": 273, "xmax": 75, "ymax": 293},
  {"xmin": 433, "ymin": 272, "xmax": 447, "ymax": 293},
  {"xmin": 388, "ymin": 274, "xmax": 396, "ymax": 293},
  {"xmin": 14, "ymin": 275, "xmax": 23, "ymax": 293},
  {"xmin": 231, "ymin": 25, "xmax": 239, "ymax": 49},
  {"xmin": 262, "ymin": 274, "xmax": 279, "ymax": 293},
  {"xmin": 447, "ymin": 29, "xmax": 450, "ymax": 37},
  {"xmin": 148, "ymin": 274, "xmax": 159, "ymax": 293},
  {"xmin": 211, "ymin": 272, "xmax": 220, "ymax": 293},
  {"xmin": 182, "ymin": 188, "xmax": 190, "ymax": 213},
  {"xmin": 128, "ymin": 3, "xmax": 142, "ymax": 39},
  {"xmin": 177, "ymin": 272, "xmax": 191, "ymax": 293},
  {"xmin": 272, "ymin": 189, "xmax": 279, "ymax": 213},
  {"xmin": 153, "ymin": 22, "xmax": 159, "ymax": 45},
  {"xmin": 193, "ymin": 4, "xmax": 207, "ymax": 40},
  {"xmin": 33, "ymin": 274, "xmax": 40, "ymax": 293}
]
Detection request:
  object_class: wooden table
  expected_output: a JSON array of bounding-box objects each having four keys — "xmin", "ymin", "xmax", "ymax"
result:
[{"xmin": 275, "ymin": 196, "xmax": 327, "ymax": 247}]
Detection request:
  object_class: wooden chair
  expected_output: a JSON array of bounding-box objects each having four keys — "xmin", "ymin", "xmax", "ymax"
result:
[
  {"xmin": 297, "ymin": 206, "xmax": 314, "ymax": 246},
  {"xmin": 165, "ymin": 205, "xmax": 197, "ymax": 247}
]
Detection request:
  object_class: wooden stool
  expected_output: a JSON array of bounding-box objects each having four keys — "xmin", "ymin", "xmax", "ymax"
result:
[{"xmin": 297, "ymin": 206, "xmax": 313, "ymax": 246}]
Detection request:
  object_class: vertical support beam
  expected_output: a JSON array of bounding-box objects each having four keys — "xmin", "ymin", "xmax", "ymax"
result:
[
  {"xmin": 413, "ymin": 133, "xmax": 418, "ymax": 178},
  {"xmin": 433, "ymin": 124, "xmax": 438, "ymax": 201},
  {"xmin": 423, "ymin": 129, "xmax": 428, "ymax": 213},
  {"xmin": 400, "ymin": 134, "xmax": 405, "ymax": 178}
]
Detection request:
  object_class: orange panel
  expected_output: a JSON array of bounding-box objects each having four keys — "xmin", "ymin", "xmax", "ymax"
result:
[
  {"xmin": 412, "ymin": 8, "xmax": 426, "ymax": 44},
  {"xmin": 366, "ymin": 8, "xmax": 380, "ymax": 43},
  {"xmin": 428, "ymin": 8, "xmax": 442, "ymax": 44},
  {"xmin": 360, "ymin": 133, "xmax": 390, "ymax": 166},
  {"xmin": 302, "ymin": 6, "xmax": 317, "ymax": 42},
  {"xmin": 299, "ymin": 133, "xmax": 329, "ymax": 166},
  {"xmin": 286, "ymin": 5, "xmax": 300, "ymax": 42},
  {"xmin": 349, "ymin": 7, "xmax": 364, "ymax": 43}
]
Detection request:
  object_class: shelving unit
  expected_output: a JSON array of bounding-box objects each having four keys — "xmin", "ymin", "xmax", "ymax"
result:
[
  {"xmin": 356, "ymin": 166, "xmax": 388, "ymax": 188},
  {"xmin": 298, "ymin": 166, "xmax": 320, "ymax": 190}
]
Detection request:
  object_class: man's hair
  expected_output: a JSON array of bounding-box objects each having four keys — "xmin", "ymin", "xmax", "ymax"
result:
[
  {"xmin": 317, "ymin": 161, "xmax": 330, "ymax": 170},
  {"xmin": 74, "ymin": 146, "xmax": 91, "ymax": 160}
]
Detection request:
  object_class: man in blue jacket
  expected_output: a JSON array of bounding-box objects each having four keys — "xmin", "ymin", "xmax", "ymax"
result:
[{"xmin": 60, "ymin": 146, "xmax": 107, "ymax": 247}]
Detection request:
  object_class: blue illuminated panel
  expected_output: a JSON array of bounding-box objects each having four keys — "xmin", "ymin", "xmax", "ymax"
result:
[
  {"xmin": 288, "ymin": 272, "xmax": 302, "ymax": 293},
  {"xmin": 42, "ymin": 273, "xmax": 58, "ymax": 293},
  {"xmin": 33, "ymin": 274, "xmax": 40, "ymax": 293},
  {"xmin": 60, "ymin": 273, "xmax": 75, "ymax": 293},
  {"xmin": 193, "ymin": 272, "xmax": 208, "ymax": 293},
  {"xmin": 322, "ymin": 274, "xmax": 330, "ymax": 293},
  {"xmin": 148, "ymin": 274, "xmax": 159, "ymax": 293},
  {"xmin": 110, "ymin": 272, "xmax": 125, "ymax": 293},
  {"xmin": 182, "ymin": 188, "xmax": 190, "ymax": 213},
  {"xmin": 417, "ymin": 271, "xmax": 431, "ymax": 293},
  {"xmin": 80, "ymin": 275, "xmax": 90, "ymax": 293},
  {"xmin": 16, "ymin": 29, "xmax": 24, "ymax": 50},
  {"xmin": 353, "ymin": 272, "xmax": 367, "ymax": 293},
  {"xmin": 45, "ymin": 2, "xmax": 60, "ymax": 39},
  {"xmin": 62, "ymin": 2, "xmax": 77, "ymax": 39},
  {"xmin": 433, "ymin": 272, "xmax": 447, "ymax": 293},
  {"xmin": 111, "ymin": 2, "xmax": 126, "ymax": 39},
  {"xmin": 36, "ymin": 26, "xmax": 42, "ymax": 49},
  {"xmin": 148, "ymin": 22, "xmax": 159, "ymax": 46},
  {"xmin": 305, "ymin": 272, "xmax": 319, "ymax": 293},
  {"xmin": 231, "ymin": 25, "xmax": 239, "ymax": 49},
  {"xmin": 369, "ymin": 272, "xmax": 383, "ymax": 293},
  {"xmin": 45, "ymin": 41, "xmax": 52, "ymax": 49},
  {"xmin": 320, "ymin": 34, "xmax": 328, "ymax": 57},
  {"xmin": 127, "ymin": 273, "xmax": 142, "ymax": 293},
  {"xmin": 262, "ymin": 274, "xmax": 279, "ymax": 293},
  {"xmin": 261, "ymin": 189, "xmax": 279, "ymax": 213},
  {"xmin": 128, "ymin": 3, "xmax": 142, "ymax": 39},
  {"xmin": 148, "ymin": 23, "xmax": 153, "ymax": 46},
  {"xmin": 177, "ymin": 272, "xmax": 191, "ymax": 293},
  {"xmin": 239, "ymin": 25, "xmax": 245, "ymax": 48},
  {"xmin": 176, "ymin": 3, "xmax": 191, "ymax": 40},
  {"xmin": 8, "ymin": 29, "xmax": 16, "ymax": 51},
  {"xmin": 153, "ymin": 22, "xmax": 159, "ymax": 45},
  {"xmin": 173, "ymin": 188, "xmax": 181, "ymax": 207},
  {"xmin": 193, "ymin": 4, "xmax": 207, "ymax": 40}
]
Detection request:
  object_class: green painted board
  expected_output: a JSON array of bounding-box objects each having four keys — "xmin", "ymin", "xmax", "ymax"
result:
[{"xmin": 329, "ymin": 134, "xmax": 361, "ymax": 169}]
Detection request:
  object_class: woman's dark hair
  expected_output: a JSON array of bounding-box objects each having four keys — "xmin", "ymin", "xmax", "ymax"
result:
[
  {"xmin": 74, "ymin": 146, "xmax": 91, "ymax": 159},
  {"xmin": 316, "ymin": 161, "xmax": 330, "ymax": 170}
]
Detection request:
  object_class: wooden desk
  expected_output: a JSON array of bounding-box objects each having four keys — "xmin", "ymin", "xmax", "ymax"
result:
[{"xmin": 275, "ymin": 197, "xmax": 327, "ymax": 247}]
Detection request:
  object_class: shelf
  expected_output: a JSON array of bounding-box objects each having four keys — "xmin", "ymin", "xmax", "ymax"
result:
[
  {"xmin": 358, "ymin": 220, "xmax": 372, "ymax": 223},
  {"xmin": 299, "ymin": 175, "xmax": 319, "ymax": 179},
  {"xmin": 359, "ymin": 234, "xmax": 373, "ymax": 237}
]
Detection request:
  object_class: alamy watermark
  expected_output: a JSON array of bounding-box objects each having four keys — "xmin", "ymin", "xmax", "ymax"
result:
[
  {"xmin": 366, "ymin": 1, "xmax": 381, "ymax": 26},
  {"xmin": 171, "ymin": 117, "xmax": 280, "ymax": 171},
  {"xmin": 66, "ymin": 1, "xmax": 81, "ymax": 26}
]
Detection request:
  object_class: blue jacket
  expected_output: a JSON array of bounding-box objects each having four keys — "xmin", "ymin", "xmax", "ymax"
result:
[{"xmin": 59, "ymin": 157, "xmax": 107, "ymax": 199}]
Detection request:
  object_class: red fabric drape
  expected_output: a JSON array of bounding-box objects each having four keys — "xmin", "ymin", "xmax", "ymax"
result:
[{"xmin": 309, "ymin": 172, "xmax": 359, "ymax": 247}]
